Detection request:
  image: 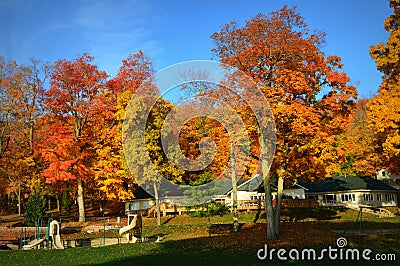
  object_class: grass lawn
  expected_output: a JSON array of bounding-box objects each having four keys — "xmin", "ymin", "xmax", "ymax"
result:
[{"xmin": 0, "ymin": 208, "xmax": 399, "ymax": 266}]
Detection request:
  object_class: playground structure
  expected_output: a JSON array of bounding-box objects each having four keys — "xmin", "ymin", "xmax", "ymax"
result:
[
  {"xmin": 20, "ymin": 218, "xmax": 64, "ymax": 250},
  {"xmin": 49, "ymin": 220, "xmax": 64, "ymax": 249},
  {"xmin": 118, "ymin": 214, "xmax": 141, "ymax": 243},
  {"xmin": 16, "ymin": 214, "xmax": 144, "ymax": 250},
  {"xmin": 95, "ymin": 214, "xmax": 143, "ymax": 247}
]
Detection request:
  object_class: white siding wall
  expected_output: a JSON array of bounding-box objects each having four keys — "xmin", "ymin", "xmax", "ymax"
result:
[{"xmin": 314, "ymin": 191, "xmax": 398, "ymax": 208}]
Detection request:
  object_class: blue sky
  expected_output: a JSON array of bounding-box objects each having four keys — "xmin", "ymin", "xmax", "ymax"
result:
[{"xmin": 0, "ymin": 0, "xmax": 392, "ymax": 96}]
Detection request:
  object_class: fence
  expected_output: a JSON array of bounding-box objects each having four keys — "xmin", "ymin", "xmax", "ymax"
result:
[{"xmin": 236, "ymin": 199, "xmax": 320, "ymax": 211}]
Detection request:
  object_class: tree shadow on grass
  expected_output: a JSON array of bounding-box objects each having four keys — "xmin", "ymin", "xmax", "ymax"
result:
[
  {"xmin": 208, "ymin": 223, "xmax": 244, "ymax": 234},
  {"xmin": 2, "ymin": 221, "xmax": 398, "ymax": 266},
  {"xmin": 260, "ymin": 208, "xmax": 340, "ymax": 221},
  {"xmin": 162, "ymin": 216, "xmax": 176, "ymax": 225},
  {"xmin": 253, "ymin": 208, "xmax": 262, "ymax": 223},
  {"xmin": 78, "ymin": 222, "xmax": 400, "ymax": 266}
]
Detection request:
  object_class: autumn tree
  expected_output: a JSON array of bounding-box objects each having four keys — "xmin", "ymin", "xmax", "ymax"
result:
[
  {"xmin": 15, "ymin": 59, "xmax": 51, "ymax": 196},
  {"xmin": 211, "ymin": 6, "xmax": 357, "ymax": 239},
  {"xmin": 339, "ymin": 99, "xmax": 376, "ymax": 176},
  {"xmin": 170, "ymin": 66, "xmax": 265, "ymax": 233},
  {"xmin": 95, "ymin": 51, "xmax": 154, "ymax": 200},
  {"xmin": 0, "ymin": 57, "xmax": 49, "ymax": 215},
  {"xmin": 42, "ymin": 53, "xmax": 107, "ymax": 222},
  {"xmin": 175, "ymin": 69, "xmax": 256, "ymax": 185},
  {"xmin": 0, "ymin": 57, "xmax": 25, "ymax": 214},
  {"xmin": 110, "ymin": 51, "xmax": 175, "ymax": 225},
  {"xmin": 367, "ymin": 0, "xmax": 400, "ymax": 174},
  {"xmin": 177, "ymin": 116, "xmax": 231, "ymax": 183},
  {"xmin": 123, "ymin": 92, "xmax": 184, "ymax": 225}
]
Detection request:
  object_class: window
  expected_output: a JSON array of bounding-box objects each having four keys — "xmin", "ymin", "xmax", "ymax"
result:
[
  {"xmin": 385, "ymin": 194, "xmax": 395, "ymax": 202},
  {"xmin": 323, "ymin": 194, "xmax": 336, "ymax": 204},
  {"xmin": 251, "ymin": 195, "xmax": 265, "ymax": 200},
  {"xmin": 376, "ymin": 194, "xmax": 382, "ymax": 202},
  {"xmin": 363, "ymin": 194, "xmax": 373, "ymax": 202},
  {"xmin": 129, "ymin": 202, "xmax": 139, "ymax": 211},
  {"xmin": 395, "ymin": 179, "xmax": 400, "ymax": 185},
  {"xmin": 341, "ymin": 194, "xmax": 355, "ymax": 202}
]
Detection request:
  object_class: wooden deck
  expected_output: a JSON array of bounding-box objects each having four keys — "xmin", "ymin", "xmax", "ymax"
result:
[
  {"xmin": 146, "ymin": 203, "xmax": 187, "ymax": 217},
  {"xmin": 235, "ymin": 199, "xmax": 320, "ymax": 211},
  {"xmin": 130, "ymin": 199, "xmax": 321, "ymax": 217}
]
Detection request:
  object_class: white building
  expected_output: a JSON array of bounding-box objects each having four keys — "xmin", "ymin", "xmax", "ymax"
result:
[
  {"xmin": 300, "ymin": 176, "xmax": 399, "ymax": 210},
  {"xmin": 375, "ymin": 169, "xmax": 400, "ymax": 190}
]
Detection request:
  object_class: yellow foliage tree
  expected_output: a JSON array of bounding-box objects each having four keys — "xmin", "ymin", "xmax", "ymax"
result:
[
  {"xmin": 367, "ymin": 0, "xmax": 400, "ymax": 173},
  {"xmin": 93, "ymin": 51, "xmax": 153, "ymax": 200}
]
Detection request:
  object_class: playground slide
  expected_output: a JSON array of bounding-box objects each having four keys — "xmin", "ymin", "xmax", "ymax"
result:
[
  {"xmin": 49, "ymin": 220, "xmax": 64, "ymax": 249},
  {"xmin": 52, "ymin": 234, "xmax": 64, "ymax": 249},
  {"xmin": 119, "ymin": 215, "xmax": 138, "ymax": 241},
  {"xmin": 22, "ymin": 238, "xmax": 45, "ymax": 250},
  {"xmin": 119, "ymin": 215, "xmax": 137, "ymax": 235}
]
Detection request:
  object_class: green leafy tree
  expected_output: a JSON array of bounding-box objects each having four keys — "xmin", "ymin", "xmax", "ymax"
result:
[
  {"xmin": 25, "ymin": 194, "xmax": 46, "ymax": 226},
  {"xmin": 62, "ymin": 190, "xmax": 72, "ymax": 215}
]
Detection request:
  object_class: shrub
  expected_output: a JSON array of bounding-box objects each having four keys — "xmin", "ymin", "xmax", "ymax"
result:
[
  {"xmin": 208, "ymin": 202, "xmax": 230, "ymax": 216},
  {"xmin": 62, "ymin": 190, "xmax": 72, "ymax": 214},
  {"xmin": 187, "ymin": 202, "xmax": 230, "ymax": 217},
  {"xmin": 24, "ymin": 194, "xmax": 46, "ymax": 226}
]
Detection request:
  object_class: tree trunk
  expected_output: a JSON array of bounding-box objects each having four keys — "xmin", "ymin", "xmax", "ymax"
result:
[
  {"xmin": 260, "ymin": 135, "xmax": 276, "ymax": 240},
  {"xmin": 154, "ymin": 182, "xmax": 161, "ymax": 226},
  {"xmin": 77, "ymin": 177, "xmax": 85, "ymax": 222},
  {"xmin": 56, "ymin": 195, "xmax": 60, "ymax": 214},
  {"xmin": 99, "ymin": 191, "xmax": 103, "ymax": 215},
  {"xmin": 274, "ymin": 174, "xmax": 284, "ymax": 235},
  {"xmin": 17, "ymin": 179, "xmax": 21, "ymax": 216},
  {"xmin": 263, "ymin": 173, "xmax": 276, "ymax": 239},
  {"xmin": 29, "ymin": 120, "xmax": 34, "ymax": 155},
  {"xmin": 274, "ymin": 141, "xmax": 288, "ymax": 236},
  {"xmin": 230, "ymin": 142, "xmax": 239, "ymax": 232}
]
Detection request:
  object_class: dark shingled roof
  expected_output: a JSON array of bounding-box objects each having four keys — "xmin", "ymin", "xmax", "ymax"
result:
[
  {"xmin": 131, "ymin": 185, "xmax": 154, "ymax": 199},
  {"xmin": 237, "ymin": 174, "xmax": 264, "ymax": 191},
  {"xmin": 300, "ymin": 176, "xmax": 399, "ymax": 193},
  {"xmin": 240, "ymin": 175, "xmax": 303, "ymax": 193}
]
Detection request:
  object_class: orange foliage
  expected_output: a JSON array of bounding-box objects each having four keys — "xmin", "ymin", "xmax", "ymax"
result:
[{"xmin": 211, "ymin": 6, "xmax": 358, "ymax": 183}]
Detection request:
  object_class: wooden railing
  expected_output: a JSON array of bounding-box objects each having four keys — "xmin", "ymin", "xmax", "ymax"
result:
[
  {"xmin": 147, "ymin": 204, "xmax": 157, "ymax": 217},
  {"xmin": 281, "ymin": 199, "xmax": 320, "ymax": 208},
  {"xmin": 234, "ymin": 199, "xmax": 320, "ymax": 210},
  {"xmin": 132, "ymin": 199, "xmax": 321, "ymax": 217},
  {"xmin": 236, "ymin": 200, "xmax": 263, "ymax": 211},
  {"xmin": 160, "ymin": 203, "xmax": 186, "ymax": 215},
  {"xmin": 144, "ymin": 203, "xmax": 187, "ymax": 217}
]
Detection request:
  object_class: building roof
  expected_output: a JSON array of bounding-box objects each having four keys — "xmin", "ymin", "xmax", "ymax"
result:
[
  {"xmin": 131, "ymin": 185, "xmax": 154, "ymax": 200},
  {"xmin": 300, "ymin": 176, "xmax": 399, "ymax": 193},
  {"xmin": 130, "ymin": 175, "xmax": 260, "ymax": 200},
  {"xmin": 237, "ymin": 174, "xmax": 264, "ymax": 191},
  {"xmin": 237, "ymin": 174, "xmax": 304, "ymax": 193}
]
